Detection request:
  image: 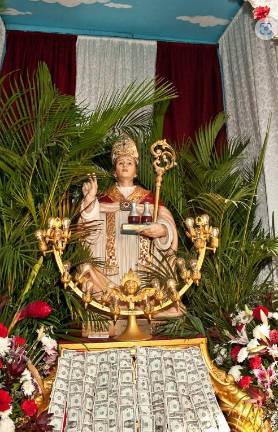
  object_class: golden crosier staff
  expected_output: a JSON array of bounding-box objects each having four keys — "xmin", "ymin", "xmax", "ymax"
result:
[{"xmin": 151, "ymin": 140, "xmax": 177, "ymax": 223}]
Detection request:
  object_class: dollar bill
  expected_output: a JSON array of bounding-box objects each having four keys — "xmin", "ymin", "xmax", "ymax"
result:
[
  {"xmin": 119, "ymin": 369, "xmax": 133, "ymax": 384},
  {"xmin": 84, "ymin": 395, "xmax": 94, "ymax": 411},
  {"xmin": 168, "ymin": 416, "xmax": 185, "ymax": 432},
  {"xmin": 93, "ymin": 402, "xmax": 108, "ymax": 419},
  {"xmin": 54, "ymin": 377, "xmax": 68, "ymax": 392},
  {"xmin": 52, "ymin": 389, "xmax": 67, "ymax": 406},
  {"xmin": 120, "ymin": 385, "xmax": 134, "ymax": 398},
  {"xmin": 164, "ymin": 379, "xmax": 178, "ymax": 394},
  {"xmin": 68, "ymin": 381, "xmax": 83, "ymax": 394},
  {"xmin": 95, "ymin": 388, "xmax": 108, "ymax": 402},
  {"xmin": 191, "ymin": 390, "xmax": 206, "ymax": 406},
  {"xmin": 93, "ymin": 419, "xmax": 108, "ymax": 432},
  {"xmin": 68, "ymin": 392, "xmax": 82, "ymax": 408},
  {"xmin": 175, "ymin": 369, "xmax": 187, "ymax": 383},
  {"xmin": 70, "ymin": 367, "xmax": 84, "ymax": 381},
  {"xmin": 166, "ymin": 396, "xmax": 182, "ymax": 415},
  {"xmin": 152, "ymin": 380, "xmax": 164, "ymax": 394},
  {"xmin": 86, "ymin": 363, "xmax": 97, "ymax": 377},
  {"xmin": 97, "ymin": 372, "xmax": 109, "ymax": 387}
]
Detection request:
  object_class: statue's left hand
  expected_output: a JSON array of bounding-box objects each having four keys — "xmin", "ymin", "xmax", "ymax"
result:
[{"xmin": 140, "ymin": 223, "xmax": 167, "ymax": 239}]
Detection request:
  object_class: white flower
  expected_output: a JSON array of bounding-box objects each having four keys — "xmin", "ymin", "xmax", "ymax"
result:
[
  {"xmin": 213, "ymin": 344, "xmax": 220, "ymax": 354},
  {"xmin": 0, "ymin": 337, "xmax": 10, "ymax": 357},
  {"xmin": 268, "ymin": 344, "xmax": 278, "ymax": 358},
  {"xmin": 228, "ymin": 365, "xmax": 243, "ymax": 382},
  {"xmin": 237, "ymin": 347, "xmax": 249, "ymax": 363},
  {"xmin": 253, "ymin": 324, "xmax": 270, "ymax": 340},
  {"xmin": 231, "ymin": 309, "xmax": 253, "ymax": 326},
  {"xmin": 0, "ymin": 408, "xmax": 12, "ymax": 420},
  {"xmin": 41, "ymin": 335, "xmax": 57, "ymax": 354},
  {"xmin": 19, "ymin": 368, "xmax": 32, "ymax": 383},
  {"xmin": 247, "ymin": 338, "xmax": 259, "ymax": 350},
  {"xmin": 0, "ymin": 418, "xmax": 15, "ymax": 432},
  {"xmin": 22, "ymin": 380, "xmax": 35, "ymax": 396},
  {"xmin": 272, "ymin": 312, "xmax": 278, "ymax": 320}
]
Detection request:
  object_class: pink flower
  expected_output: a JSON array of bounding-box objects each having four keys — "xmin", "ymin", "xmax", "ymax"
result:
[
  {"xmin": 247, "ymin": 386, "xmax": 266, "ymax": 406},
  {"xmin": 253, "ymin": 365, "xmax": 276, "ymax": 388},
  {"xmin": 239, "ymin": 375, "xmax": 252, "ymax": 389},
  {"xmin": 18, "ymin": 301, "xmax": 52, "ymax": 320},
  {"xmin": 231, "ymin": 345, "xmax": 241, "ymax": 362},
  {"xmin": 269, "ymin": 329, "xmax": 278, "ymax": 344},
  {"xmin": 249, "ymin": 356, "xmax": 262, "ymax": 370},
  {"xmin": 253, "ymin": 305, "xmax": 269, "ymax": 321},
  {"xmin": 0, "ymin": 323, "xmax": 8, "ymax": 338},
  {"xmin": 253, "ymin": 6, "xmax": 270, "ymax": 20}
]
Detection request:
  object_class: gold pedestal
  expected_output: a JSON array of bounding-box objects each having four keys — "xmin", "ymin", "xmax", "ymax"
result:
[{"xmin": 114, "ymin": 315, "xmax": 152, "ymax": 341}]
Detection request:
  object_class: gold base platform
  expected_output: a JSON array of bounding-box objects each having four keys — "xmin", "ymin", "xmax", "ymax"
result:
[{"xmin": 36, "ymin": 338, "xmax": 271, "ymax": 432}]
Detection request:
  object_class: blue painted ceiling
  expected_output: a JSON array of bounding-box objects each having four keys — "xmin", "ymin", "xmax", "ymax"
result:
[{"xmin": 2, "ymin": 0, "xmax": 243, "ymax": 44}]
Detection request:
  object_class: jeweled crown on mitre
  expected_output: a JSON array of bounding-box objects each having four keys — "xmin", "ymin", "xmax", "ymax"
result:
[{"xmin": 111, "ymin": 135, "xmax": 139, "ymax": 165}]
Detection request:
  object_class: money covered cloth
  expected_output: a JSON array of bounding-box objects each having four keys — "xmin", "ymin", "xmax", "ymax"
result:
[{"xmin": 48, "ymin": 347, "xmax": 230, "ymax": 432}]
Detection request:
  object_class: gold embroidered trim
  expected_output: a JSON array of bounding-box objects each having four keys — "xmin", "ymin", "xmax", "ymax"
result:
[
  {"xmin": 138, "ymin": 235, "xmax": 151, "ymax": 269},
  {"xmin": 107, "ymin": 185, "xmax": 150, "ymax": 204},
  {"xmin": 104, "ymin": 212, "xmax": 119, "ymax": 276}
]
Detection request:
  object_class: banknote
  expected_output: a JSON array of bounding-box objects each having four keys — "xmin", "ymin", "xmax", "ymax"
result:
[
  {"xmin": 168, "ymin": 416, "xmax": 185, "ymax": 432},
  {"xmin": 52, "ymin": 389, "xmax": 67, "ymax": 406},
  {"xmin": 97, "ymin": 371, "xmax": 109, "ymax": 387},
  {"xmin": 119, "ymin": 358, "xmax": 131, "ymax": 369},
  {"xmin": 108, "ymin": 351, "xmax": 118, "ymax": 363},
  {"xmin": 152, "ymin": 391, "xmax": 164, "ymax": 404},
  {"xmin": 121, "ymin": 396, "xmax": 134, "ymax": 407},
  {"xmin": 86, "ymin": 354, "xmax": 98, "ymax": 364},
  {"xmin": 186, "ymin": 421, "xmax": 201, "ymax": 432},
  {"xmin": 150, "ymin": 370, "xmax": 163, "ymax": 382},
  {"xmin": 174, "ymin": 360, "xmax": 185, "ymax": 370},
  {"xmin": 70, "ymin": 367, "xmax": 84, "ymax": 381},
  {"xmin": 152, "ymin": 380, "xmax": 164, "ymax": 394},
  {"xmin": 93, "ymin": 402, "xmax": 108, "ymax": 419},
  {"xmin": 187, "ymin": 371, "xmax": 199, "ymax": 384},
  {"xmin": 119, "ymin": 369, "xmax": 133, "ymax": 384},
  {"xmin": 54, "ymin": 377, "xmax": 68, "ymax": 392},
  {"xmin": 184, "ymin": 408, "xmax": 198, "ymax": 422},
  {"xmin": 179, "ymin": 394, "xmax": 193, "ymax": 409},
  {"xmin": 120, "ymin": 385, "xmax": 134, "ymax": 398},
  {"xmin": 137, "ymin": 390, "xmax": 151, "ymax": 405},
  {"xmin": 82, "ymin": 409, "xmax": 93, "ymax": 425},
  {"xmin": 137, "ymin": 378, "xmax": 149, "ymax": 391},
  {"xmin": 84, "ymin": 395, "xmax": 94, "ymax": 411},
  {"xmin": 68, "ymin": 391, "xmax": 82, "ymax": 408},
  {"xmin": 166, "ymin": 396, "xmax": 182, "ymax": 415},
  {"xmin": 173, "ymin": 350, "xmax": 184, "ymax": 360},
  {"xmin": 164, "ymin": 379, "xmax": 178, "ymax": 394},
  {"xmin": 86, "ymin": 363, "xmax": 97, "ymax": 377},
  {"xmin": 120, "ymin": 406, "xmax": 135, "ymax": 431},
  {"xmin": 99, "ymin": 361, "xmax": 110, "ymax": 372},
  {"xmin": 164, "ymin": 365, "xmax": 175, "ymax": 379},
  {"xmin": 95, "ymin": 388, "xmax": 108, "ymax": 402},
  {"xmin": 49, "ymin": 402, "xmax": 64, "ymax": 418},
  {"xmin": 68, "ymin": 381, "xmax": 83, "ymax": 394},
  {"xmin": 83, "ymin": 382, "xmax": 95, "ymax": 396},
  {"xmin": 50, "ymin": 416, "xmax": 63, "ymax": 431},
  {"xmin": 175, "ymin": 369, "xmax": 187, "ymax": 383},
  {"xmin": 93, "ymin": 419, "xmax": 108, "ymax": 432},
  {"xmin": 149, "ymin": 358, "xmax": 162, "ymax": 371},
  {"xmin": 191, "ymin": 390, "xmax": 207, "ymax": 406}
]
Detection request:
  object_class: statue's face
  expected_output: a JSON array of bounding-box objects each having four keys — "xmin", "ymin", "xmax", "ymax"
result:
[{"xmin": 115, "ymin": 156, "xmax": 137, "ymax": 182}]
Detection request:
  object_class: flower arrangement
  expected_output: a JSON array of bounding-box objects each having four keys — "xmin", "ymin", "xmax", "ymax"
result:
[
  {"xmin": 213, "ymin": 304, "xmax": 278, "ymax": 429},
  {"xmin": 0, "ymin": 301, "xmax": 57, "ymax": 431},
  {"xmin": 245, "ymin": 0, "xmax": 278, "ymax": 37}
]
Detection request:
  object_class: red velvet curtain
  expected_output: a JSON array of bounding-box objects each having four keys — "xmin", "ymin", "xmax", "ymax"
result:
[
  {"xmin": 1, "ymin": 30, "xmax": 77, "ymax": 95},
  {"xmin": 156, "ymin": 41, "xmax": 224, "ymax": 144}
]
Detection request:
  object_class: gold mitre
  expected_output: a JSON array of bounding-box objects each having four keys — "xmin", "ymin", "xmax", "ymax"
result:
[{"xmin": 111, "ymin": 135, "xmax": 139, "ymax": 165}]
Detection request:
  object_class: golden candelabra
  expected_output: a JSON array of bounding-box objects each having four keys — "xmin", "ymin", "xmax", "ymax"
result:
[
  {"xmin": 35, "ymin": 141, "xmax": 219, "ymax": 341},
  {"xmin": 35, "ymin": 217, "xmax": 71, "ymax": 255}
]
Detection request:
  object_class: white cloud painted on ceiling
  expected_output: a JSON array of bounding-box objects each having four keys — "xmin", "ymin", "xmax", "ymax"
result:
[
  {"xmin": 2, "ymin": 8, "xmax": 32, "ymax": 15},
  {"xmin": 104, "ymin": 3, "xmax": 132, "ymax": 8},
  {"xmin": 177, "ymin": 15, "xmax": 230, "ymax": 27},
  {"xmin": 30, "ymin": 0, "xmax": 109, "ymax": 7}
]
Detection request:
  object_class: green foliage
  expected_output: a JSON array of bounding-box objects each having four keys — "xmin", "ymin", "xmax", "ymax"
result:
[
  {"xmin": 139, "ymin": 113, "xmax": 278, "ymax": 337},
  {"xmin": 0, "ymin": 63, "xmax": 176, "ymax": 341}
]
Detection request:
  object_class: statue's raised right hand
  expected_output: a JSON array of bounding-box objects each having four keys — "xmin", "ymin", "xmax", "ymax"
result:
[{"xmin": 82, "ymin": 174, "xmax": 98, "ymax": 203}]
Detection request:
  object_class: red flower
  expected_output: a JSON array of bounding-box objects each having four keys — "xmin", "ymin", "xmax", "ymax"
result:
[
  {"xmin": 236, "ymin": 323, "xmax": 244, "ymax": 332},
  {"xmin": 239, "ymin": 375, "xmax": 252, "ymax": 389},
  {"xmin": 18, "ymin": 301, "xmax": 52, "ymax": 320},
  {"xmin": 269, "ymin": 329, "xmax": 278, "ymax": 344},
  {"xmin": 249, "ymin": 356, "xmax": 262, "ymax": 370},
  {"xmin": 231, "ymin": 345, "xmax": 241, "ymax": 362},
  {"xmin": 252, "ymin": 305, "xmax": 269, "ymax": 321},
  {"xmin": 21, "ymin": 399, "xmax": 38, "ymax": 417},
  {"xmin": 0, "ymin": 359, "xmax": 2, "ymax": 368},
  {"xmin": 253, "ymin": 6, "xmax": 270, "ymax": 20},
  {"xmin": 0, "ymin": 323, "xmax": 8, "ymax": 338},
  {"xmin": 13, "ymin": 336, "xmax": 26, "ymax": 347},
  {"xmin": 0, "ymin": 389, "xmax": 12, "ymax": 412},
  {"xmin": 248, "ymin": 386, "xmax": 266, "ymax": 405}
]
